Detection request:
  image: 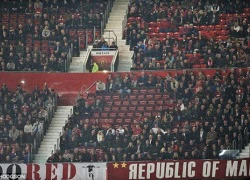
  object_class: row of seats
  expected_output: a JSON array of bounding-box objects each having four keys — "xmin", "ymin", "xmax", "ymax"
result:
[
  {"xmin": 127, "ymin": 1, "xmax": 250, "ymax": 70},
  {"xmin": 0, "ymin": 84, "xmax": 57, "ymax": 163},
  {"xmin": 48, "ymin": 67, "xmax": 250, "ymax": 162}
]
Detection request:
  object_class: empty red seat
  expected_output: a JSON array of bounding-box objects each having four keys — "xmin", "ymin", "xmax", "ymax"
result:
[
  {"xmin": 113, "ymin": 100, "xmax": 121, "ymax": 106},
  {"xmin": 159, "ymin": 33, "xmax": 166, "ymax": 38},
  {"xmin": 126, "ymin": 111, "xmax": 134, "ymax": 117},
  {"xmin": 214, "ymin": 25, "xmax": 221, "ymax": 30},
  {"xmin": 193, "ymin": 64, "xmax": 200, "ymax": 68},
  {"xmin": 129, "ymin": 94, "xmax": 137, "ymax": 99},
  {"xmin": 139, "ymin": 100, "xmax": 147, "ymax": 105},
  {"xmin": 148, "ymin": 32, "xmax": 159, "ymax": 38},
  {"xmin": 148, "ymin": 100, "xmax": 155, "ymax": 105},
  {"xmin": 122, "ymin": 100, "xmax": 130, "ymax": 105},
  {"xmin": 137, "ymin": 94, "xmax": 145, "ymax": 99},
  {"xmin": 128, "ymin": 106, "xmax": 136, "ymax": 111},
  {"xmin": 219, "ymin": 19, "xmax": 226, "ymax": 25},
  {"xmin": 131, "ymin": 100, "xmax": 138, "ymax": 106},
  {"xmin": 120, "ymin": 106, "xmax": 128, "ymax": 111},
  {"xmin": 115, "ymin": 118, "xmax": 123, "ymax": 123},
  {"xmin": 199, "ymin": 26, "xmax": 207, "ymax": 31},
  {"xmin": 103, "ymin": 106, "xmax": 111, "ymax": 112},
  {"xmin": 146, "ymin": 94, "xmax": 154, "ymax": 99},
  {"xmin": 154, "ymin": 93, "xmax": 162, "ymax": 99},
  {"xmin": 166, "ymin": 32, "xmax": 173, "ymax": 37},
  {"xmin": 93, "ymin": 112, "xmax": 100, "ymax": 118},
  {"xmin": 208, "ymin": 25, "xmax": 214, "ymax": 30},
  {"xmin": 148, "ymin": 21, "xmax": 157, "ymax": 27},
  {"xmin": 128, "ymin": 17, "xmax": 136, "ymax": 22},
  {"xmin": 109, "ymin": 112, "xmax": 117, "ymax": 117},
  {"xmin": 146, "ymin": 106, "xmax": 154, "ymax": 111},
  {"xmin": 173, "ymin": 32, "xmax": 180, "ymax": 38},
  {"xmin": 148, "ymin": 27, "xmax": 156, "ymax": 33},
  {"xmin": 111, "ymin": 106, "xmax": 119, "ymax": 111},
  {"xmin": 137, "ymin": 106, "xmax": 145, "ymax": 111},
  {"xmin": 118, "ymin": 112, "xmax": 126, "ymax": 117}
]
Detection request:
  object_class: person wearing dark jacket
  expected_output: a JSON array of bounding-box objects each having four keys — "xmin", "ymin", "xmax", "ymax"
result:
[{"xmin": 120, "ymin": 78, "xmax": 131, "ymax": 98}]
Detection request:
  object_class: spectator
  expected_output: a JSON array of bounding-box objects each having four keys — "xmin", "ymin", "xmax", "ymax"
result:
[
  {"xmin": 24, "ymin": 121, "xmax": 33, "ymax": 134},
  {"xmin": 96, "ymin": 80, "xmax": 106, "ymax": 95},
  {"xmin": 9, "ymin": 125, "xmax": 19, "ymax": 143},
  {"xmin": 206, "ymin": 127, "xmax": 217, "ymax": 143},
  {"xmin": 119, "ymin": 78, "xmax": 131, "ymax": 98},
  {"xmin": 92, "ymin": 62, "xmax": 99, "ymax": 72},
  {"xmin": 42, "ymin": 26, "xmax": 50, "ymax": 39},
  {"xmin": 109, "ymin": 41, "xmax": 118, "ymax": 50}
]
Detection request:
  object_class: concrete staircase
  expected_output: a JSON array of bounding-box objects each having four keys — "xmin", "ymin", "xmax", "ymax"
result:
[
  {"xmin": 69, "ymin": 0, "xmax": 133, "ymax": 72},
  {"xmin": 69, "ymin": 51, "xmax": 88, "ymax": 72},
  {"xmin": 104, "ymin": 0, "xmax": 133, "ymax": 72},
  {"xmin": 237, "ymin": 143, "xmax": 250, "ymax": 159},
  {"xmin": 34, "ymin": 106, "xmax": 72, "ymax": 163}
]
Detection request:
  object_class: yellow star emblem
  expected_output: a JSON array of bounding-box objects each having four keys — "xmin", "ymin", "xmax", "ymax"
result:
[
  {"xmin": 121, "ymin": 162, "xmax": 127, "ymax": 168},
  {"xmin": 113, "ymin": 163, "xmax": 119, "ymax": 168}
]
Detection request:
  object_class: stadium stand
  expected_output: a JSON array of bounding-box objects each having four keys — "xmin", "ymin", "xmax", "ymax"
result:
[
  {"xmin": 125, "ymin": 0, "xmax": 250, "ymax": 70},
  {"xmin": 48, "ymin": 68, "xmax": 250, "ymax": 162},
  {"xmin": 0, "ymin": 0, "xmax": 108, "ymax": 72},
  {"xmin": 0, "ymin": 83, "xmax": 57, "ymax": 163}
]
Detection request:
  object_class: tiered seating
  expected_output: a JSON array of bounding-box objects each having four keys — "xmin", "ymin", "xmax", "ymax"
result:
[
  {"xmin": 50, "ymin": 69, "xmax": 250, "ymax": 162},
  {"xmin": 126, "ymin": 1, "xmax": 250, "ymax": 70},
  {"xmin": 0, "ymin": 83, "xmax": 57, "ymax": 163},
  {"xmin": 0, "ymin": 0, "xmax": 108, "ymax": 72}
]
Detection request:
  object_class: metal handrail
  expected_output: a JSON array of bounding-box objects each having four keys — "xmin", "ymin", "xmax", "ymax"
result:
[
  {"xmin": 83, "ymin": 48, "xmax": 92, "ymax": 72},
  {"xmin": 244, "ymin": 127, "xmax": 249, "ymax": 145},
  {"xmin": 238, "ymin": 133, "xmax": 243, "ymax": 153},
  {"xmin": 244, "ymin": 127, "xmax": 249, "ymax": 157},
  {"xmin": 103, "ymin": 30, "xmax": 117, "ymax": 45},
  {"xmin": 79, "ymin": 81, "xmax": 97, "ymax": 97},
  {"xmin": 122, "ymin": 8, "xmax": 128, "ymax": 40},
  {"xmin": 32, "ymin": 93, "xmax": 57, "ymax": 162},
  {"xmin": 53, "ymin": 108, "xmax": 73, "ymax": 158},
  {"xmin": 232, "ymin": 140, "xmax": 236, "ymax": 158},
  {"xmin": 227, "ymin": 146, "xmax": 230, "ymax": 159},
  {"xmin": 111, "ymin": 50, "xmax": 119, "ymax": 72},
  {"xmin": 86, "ymin": 81, "xmax": 98, "ymax": 93}
]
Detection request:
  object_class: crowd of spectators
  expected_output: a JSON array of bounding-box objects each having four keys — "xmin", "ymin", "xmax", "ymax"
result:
[
  {"xmin": 92, "ymin": 37, "xmax": 118, "ymax": 50},
  {"xmin": 49, "ymin": 68, "xmax": 250, "ymax": 162},
  {"xmin": 0, "ymin": 83, "xmax": 56, "ymax": 163},
  {"xmin": 0, "ymin": 0, "xmax": 109, "ymax": 72},
  {"xmin": 126, "ymin": 0, "xmax": 250, "ymax": 70}
]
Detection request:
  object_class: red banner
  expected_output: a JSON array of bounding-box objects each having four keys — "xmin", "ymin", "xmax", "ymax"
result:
[{"xmin": 107, "ymin": 159, "xmax": 250, "ymax": 180}]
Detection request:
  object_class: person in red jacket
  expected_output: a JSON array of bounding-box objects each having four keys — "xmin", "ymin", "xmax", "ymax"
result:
[{"xmin": 132, "ymin": 124, "xmax": 142, "ymax": 136}]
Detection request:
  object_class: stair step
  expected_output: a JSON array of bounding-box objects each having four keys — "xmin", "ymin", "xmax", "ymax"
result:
[
  {"xmin": 44, "ymin": 133, "xmax": 61, "ymax": 136},
  {"xmin": 42, "ymin": 138, "xmax": 58, "ymax": 141}
]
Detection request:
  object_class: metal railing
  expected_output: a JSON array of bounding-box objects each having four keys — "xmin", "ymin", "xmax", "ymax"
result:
[
  {"xmin": 111, "ymin": 50, "xmax": 119, "ymax": 72},
  {"xmin": 52, "ymin": 81, "xmax": 98, "ymax": 156},
  {"xmin": 65, "ymin": 45, "xmax": 73, "ymax": 72},
  {"xmin": 29, "ymin": 93, "xmax": 58, "ymax": 163},
  {"xmin": 103, "ymin": 30, "xmax": 117, "ymax": 45},
  {"xmin": 122, "ymin": 9, "xmax": 128, "ymax": 40},
  {"xmin": 244, "ymin": 127, "xmax": 250, "ymax": 157},
  {"xmin": 238, "ymin": 133, "xmax": 243, "ymax": 153},
  {"xmin": 233, "ymin": 139, "xmax": 237, "ymax": 157},
  {"xmin": 79, "ymin": 81, "xmax": 98, "ymax": 98},
  {"xmin": 83, "ymin": 48, "xmax": 92, "ymax": 72},
  {"xmin": 79, "ymin": 0, "xmax": 113, "ymax": 48},
  {"xmin": 244, "ymin": 127, "xmax": 249, "ymax": 146}
]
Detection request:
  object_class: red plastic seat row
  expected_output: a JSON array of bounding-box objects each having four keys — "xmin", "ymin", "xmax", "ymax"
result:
[{"xmin": 193, "ymin": 64, "xmax": 207, "ymax": 68}]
